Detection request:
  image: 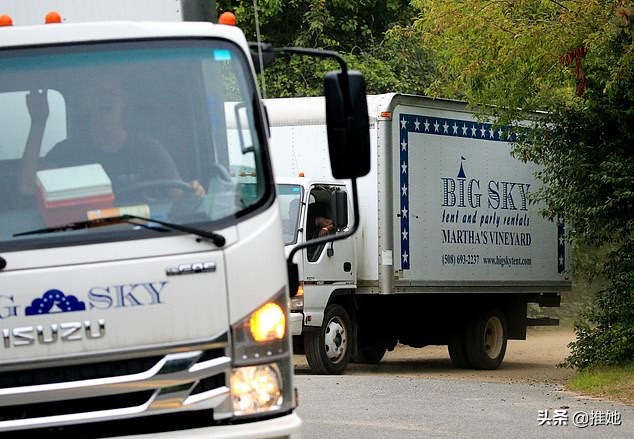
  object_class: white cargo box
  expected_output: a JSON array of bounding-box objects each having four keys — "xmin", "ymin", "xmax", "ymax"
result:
[{"xmin": 266, "ymin": 93, "xmax": 571, "ymax": 293}]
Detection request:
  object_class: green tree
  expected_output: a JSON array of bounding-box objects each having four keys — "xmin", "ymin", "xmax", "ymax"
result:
[
  {"xmin": 417, "ymin": 0, "xmax": 634, "ymax": 368},
  {"xmin": 216, "ymin": 0, "xmax": 434, "ymax": 97}
]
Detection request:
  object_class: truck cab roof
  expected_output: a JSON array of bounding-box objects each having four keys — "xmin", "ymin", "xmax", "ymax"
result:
[{"xmin": 0, "ymin": 20, "xmax": 248, "ymax": 53}]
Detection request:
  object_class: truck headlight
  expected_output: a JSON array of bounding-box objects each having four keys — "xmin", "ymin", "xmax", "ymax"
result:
[
  {"xmin": 250, "ymin": 302, "xmax": 286, "ymax": 341},
  {"xmin": 231, "ymin": 289, "xmax": 290, "ymax": 364},
  {"xmin": 230, "ymin": 290, "xmax": 295, "ymax": 417},
  {"xmin": 290, "ymin": 284, "xmax": 304, "ymax": 311},
  {"xmin": 231, "ymin": 364, "xmax": 283, "ymax": 415}
]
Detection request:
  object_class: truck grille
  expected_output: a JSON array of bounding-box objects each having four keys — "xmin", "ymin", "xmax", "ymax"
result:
[
  {"xmin": 0, "ymin": 340, "xmax": 231, "ymax": 433},
  {"xmin": 0, "ymin": 356, "xmax": 163, "ymax": 388}
]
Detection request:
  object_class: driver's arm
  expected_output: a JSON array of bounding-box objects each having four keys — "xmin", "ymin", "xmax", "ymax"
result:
[
  {"xmin": 18, "ymin": 90, "xmax": 49, "ymax": 196},
  {"xmin": 140, "ymin": 137, "xmax": 205, "ymax": 198}
]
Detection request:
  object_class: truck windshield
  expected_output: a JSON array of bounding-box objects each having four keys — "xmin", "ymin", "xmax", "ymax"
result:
[
  {"xmin": 278, "ymin": 184, "xmax": 303, "ymax": 245},
  {"xmin": 0, "ymin": 39, "xmax": 270, "ymax": 250}
]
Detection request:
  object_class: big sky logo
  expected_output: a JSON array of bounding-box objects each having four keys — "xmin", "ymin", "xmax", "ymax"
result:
[
  {"xmin": 0, "ymin": 281, "xmax": 169, "ymax": 320},
  {"xmin": 25, "ymin": 289, "xmax": 86, "ymax": 315},
  {"xmin": 441, "ymin": 157, "xmax": 531, "ymax": 211}
]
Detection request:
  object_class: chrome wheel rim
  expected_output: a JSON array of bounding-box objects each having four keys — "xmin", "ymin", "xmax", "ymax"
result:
[{"xmin": 324, "ymin": 317, "xmax": 347, "ymax": 363}]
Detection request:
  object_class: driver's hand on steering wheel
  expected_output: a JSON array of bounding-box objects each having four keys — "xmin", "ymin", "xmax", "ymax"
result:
[
  {"xmin": 190, "ymin": 180, "xmax": 206, "ymax": 197},
  {"xmin": 165, "ymin": 180, "xmax": 206, "ymax": 199}
]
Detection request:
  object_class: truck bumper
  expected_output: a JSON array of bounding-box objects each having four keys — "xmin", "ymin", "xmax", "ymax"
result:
[
  {"xmin": 289, "ymin": 311, "xmax": 303, "ymax": 336},
  {"xmin": 110, "ymin": 412, "xmax": 302, "ymax": 439}
]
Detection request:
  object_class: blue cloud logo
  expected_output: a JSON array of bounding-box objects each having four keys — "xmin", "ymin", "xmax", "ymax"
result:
[{"xmin": 25, "ymin": 289, "xmax": 86, "ymax": 316}]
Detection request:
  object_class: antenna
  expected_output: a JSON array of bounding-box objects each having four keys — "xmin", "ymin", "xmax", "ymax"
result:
[{"xmin": 252, "ymin": 0, "xmax": 266, "ymax": 98}]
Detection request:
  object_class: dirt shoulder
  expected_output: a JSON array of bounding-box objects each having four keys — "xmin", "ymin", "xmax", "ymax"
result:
[{"xmin": 294, "ymin": 327, "xmax": 576, "ymax": 385}]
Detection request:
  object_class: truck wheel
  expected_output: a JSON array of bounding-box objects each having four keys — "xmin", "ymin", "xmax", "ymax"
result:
[
  {"xmin": 353, "ymin": 327, "xmax": 387, "ymax": 364},
  {"xmin": 448, "ymin": 330, "xmax": 471, "ymax": 369},
  {"xmin": 355, "ymin": 344, "xmax": 387, "ymax": 364},
  {"xmin": 304, "ymin": 304, "xmax": 352, "ymax": 374},
  {"xmin": 292, "ymin": 335, "xmax": 305, "ymax": 355},
  {"xmin": 465, "ymin": 310, "xmax": 508, "ymax": 370}
]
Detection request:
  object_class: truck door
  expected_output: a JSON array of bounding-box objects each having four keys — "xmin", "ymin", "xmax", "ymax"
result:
[{"xmin": 302, "ymin": 185, "xmax": 355, "ymax": 324}]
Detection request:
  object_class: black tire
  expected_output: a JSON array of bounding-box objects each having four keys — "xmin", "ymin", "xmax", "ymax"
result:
[
  {"xmin": 355, "ymin": 344, "xmax": 387, "ymax": 364},
  {"xmin": 304, "ymin": 304, "xmax": 352, "ymax": 374},
  {"xmin": 292, "ymin": 335, "xmax": 305, "ymax": 355},
  {"xmin": 352, "ymin": 326, "xmax": 387, "ymax": 364},
  {"xmin": 465, "ymin": 310, "xmax": 508, "ymax": 370},
  {"xmin": 448, "ymin": 330, "xmax": 471, "ymax": 369}
]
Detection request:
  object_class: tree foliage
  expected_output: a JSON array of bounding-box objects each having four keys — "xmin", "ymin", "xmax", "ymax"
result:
[
  {"xmin": 418, "ymin": 0, "xmax": 634, "ymax": 368},
  {"xmin": 416, "ymin": 1, "xmax": 610, "ymax": 117},
  {"xmin": 216, "ymin": 0, "xmax": 434, "ymax": 97}
]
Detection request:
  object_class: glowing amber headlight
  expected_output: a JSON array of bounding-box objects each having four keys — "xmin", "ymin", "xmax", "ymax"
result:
[
  {"xmin": 232, "ymin": 290, "xmax": 290, "ymax": 365},
  {"xmin": 290, "ymin": 284, "xmax": 304, "ymax": 311},
  {"xmin": 250, "ymin": 302, "xmax": 286, "ymax": 341}
]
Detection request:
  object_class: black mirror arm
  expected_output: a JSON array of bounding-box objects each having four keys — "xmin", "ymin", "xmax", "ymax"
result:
[
  {"xmin": 274, "ymin": 48, "xmax": 348, "ymax": 76},
  {"xmin": 249, "ymin": 43, "xmax": 353, "ymax": 116},
  {"xmin": 249, "ymin": 43, "xmax": 348, "ymax": 74},
  {"xmin": 286, "ymin": 178, "xmax": 360, "ymax": 297},
  {"xmin": 273, "ymin": 47, "xmax": 352, "ymax": 116}
]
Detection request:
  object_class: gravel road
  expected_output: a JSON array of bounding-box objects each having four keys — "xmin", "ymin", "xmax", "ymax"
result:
[
  {"xmin": 294, "ymin": 327, "xmax": 577, "ymax": 385},
  {"xmin": 293, "ymin": 328, "xmax": 634, "ymax": 438}
]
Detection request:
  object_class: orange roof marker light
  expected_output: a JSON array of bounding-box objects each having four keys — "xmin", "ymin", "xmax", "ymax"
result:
[
  {"xmin": 218, "ymin": 11, "xmax": 237, "ymax": 26},
  {"xmin": 0, "ymin": 14, "xmax": 13, "ymax": 27},
  {"xmin": 45, "ymin": 11, "xmax": 62, "ymax": 24}
]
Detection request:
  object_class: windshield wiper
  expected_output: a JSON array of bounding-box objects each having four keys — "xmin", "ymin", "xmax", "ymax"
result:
[{"xmin": 13, "ymin": 214, "xmax": 226, "ymax": 247}]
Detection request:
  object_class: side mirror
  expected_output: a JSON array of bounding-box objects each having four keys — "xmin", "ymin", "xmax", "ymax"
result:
[
  {"xmin": 333, "ymin": 191, "xmax": 348, "ymax": 229},
  {"xmin": 324, "ymin": 71, "xmax": 370, "ymax": 179}
]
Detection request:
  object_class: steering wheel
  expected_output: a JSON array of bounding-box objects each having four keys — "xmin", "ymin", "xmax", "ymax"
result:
[{"xmin": 117, "ymin": 179, "xmax": 196, "ymax": 203}]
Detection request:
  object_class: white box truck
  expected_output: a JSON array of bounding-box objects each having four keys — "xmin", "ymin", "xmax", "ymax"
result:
[
  {"xmin": 0, "ymin": 1, "xmax": 370, "ymax": 437},
  {"xmin": 266, "ymin": 93, "xmax": 570, "ymax": 374}
]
